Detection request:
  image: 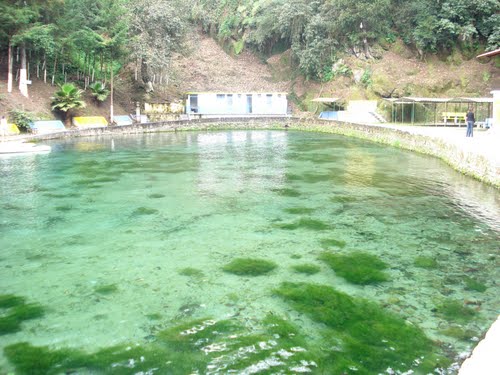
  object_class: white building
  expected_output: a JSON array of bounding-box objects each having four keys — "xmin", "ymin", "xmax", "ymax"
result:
[{"xmin": 185, "ymin": 92, "xmax": 288, "ymax": 117}]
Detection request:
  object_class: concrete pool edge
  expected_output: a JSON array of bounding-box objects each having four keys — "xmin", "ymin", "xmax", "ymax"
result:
[{"xmin": 15, "ymin": 117, "xmax": 499, "ymax": 188}]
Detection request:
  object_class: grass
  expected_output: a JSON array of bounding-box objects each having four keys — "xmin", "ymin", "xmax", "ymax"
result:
[
  {"xmin": 223, "ymin": 258, "xmax": 277, "ymax": 276},
  {"xmin": 319, "ymin": 251, "xmax": 389, "ymax": 285}
]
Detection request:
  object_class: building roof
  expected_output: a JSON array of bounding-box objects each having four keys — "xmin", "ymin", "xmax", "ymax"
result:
[{"xmin": 384, "ymin": 97, "xmax": 493, "ymax": 104}]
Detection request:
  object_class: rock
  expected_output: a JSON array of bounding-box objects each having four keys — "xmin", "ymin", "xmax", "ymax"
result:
[{"xmin": 353, "ymin": 69, "xmax": 364, "ymax": 84}]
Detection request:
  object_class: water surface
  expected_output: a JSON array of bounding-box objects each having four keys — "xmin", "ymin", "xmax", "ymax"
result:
[{"xmin": 0, "ymin": 131, "xmax": 498, "ymax": 374}]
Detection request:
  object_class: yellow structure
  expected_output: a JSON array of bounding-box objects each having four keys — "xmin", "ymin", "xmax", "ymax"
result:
[
  {"xmin": 6, "ymin": 123, "xmax": 21, "ymax": 135},
  {"xmin": 73, "ymin": 116, "xmax": 108, "ymax": 128}
]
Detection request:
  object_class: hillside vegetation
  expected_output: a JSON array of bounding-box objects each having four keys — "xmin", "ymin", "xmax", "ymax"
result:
[{"xmin": 0, "ymin": 0, "xmax": 499, "ymax": 119}]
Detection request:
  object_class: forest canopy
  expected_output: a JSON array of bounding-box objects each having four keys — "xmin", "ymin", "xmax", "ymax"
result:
[{"xmin": 0, "ymin": 0, "xmax": 498, "ymax": 85}]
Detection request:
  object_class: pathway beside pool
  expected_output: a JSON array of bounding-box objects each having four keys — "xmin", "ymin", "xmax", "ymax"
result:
[
  {"xmin": 377, "ymin": 124, "xmax": 500, "ymax": 172},
  {"xmin": 458, "ymin": 315, "xmax": 500, "ymax": 375}
]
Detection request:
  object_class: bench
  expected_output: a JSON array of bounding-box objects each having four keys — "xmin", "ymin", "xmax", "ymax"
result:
[{"xmin": 442, "ymin": 112, "xmax": 466, "ymax": 125}]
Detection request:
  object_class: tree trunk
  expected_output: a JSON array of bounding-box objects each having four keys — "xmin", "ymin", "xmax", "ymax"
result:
[
  {"xmin": 141, "ymin": 59, "xmax": 154, "ymax": 92},
  {"xmin": 7, "ymin": 41, "xmax": 13, "ymax": 93},
  {"xmin": 110, "ymin": 61, "xmax": 114, "ymax": 123},
  {"xmin": 19, "ymin": 45, "xmax": 29, "ymax": 98},
  {"xmin": 52, "ymin": 52, "xmax": 58, "ymax": 86},
  {"xmin": 43, "ymin": 53, "xmax": 47, "ymax": 83}
]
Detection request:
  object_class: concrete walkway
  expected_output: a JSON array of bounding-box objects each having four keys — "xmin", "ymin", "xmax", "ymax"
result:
[
  {"xmin": 458, "ymin": 316, "xmax": 500, "ymax": 375},
  {"xmin": 377, "ymin": 124, "xmax": 500, "ymax": 170}
]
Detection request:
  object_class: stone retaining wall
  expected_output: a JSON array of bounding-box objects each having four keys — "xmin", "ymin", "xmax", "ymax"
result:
[{"xmin": 25, "ymin": 117, "xmax": 499, "ymax": 188}]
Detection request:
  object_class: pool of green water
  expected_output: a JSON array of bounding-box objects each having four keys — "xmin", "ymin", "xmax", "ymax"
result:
[{"xmin": 0, "ymin": 130, "xmax": 498, "ymax": 374}]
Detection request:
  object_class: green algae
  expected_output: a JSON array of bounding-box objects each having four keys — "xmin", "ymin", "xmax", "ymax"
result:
[
  {"xmin": 94, "ymin": 284, "xmax": 118, "ymax": 295},
  {"xmin": 274, "ymin": 282, "xmax": 448, "ymax": 374},
  {"xmin": 319, "ymin": 251, "xmax": 389, "ymax": 285},
  {"xmin": 0, "ymin": 294, "xmax": 25, "ymax": 308},
  {"xmin": 132, "ymin": 207, "xmax": 159, "ymax": 215},
  {"xmin": 43, "ymin": 192, "xmax": 82, "ymax": 198},
  {"xmin": 3, "ymin": 310, "xmax": 447, "ymax": 375},
  {"xmin": 54, "ymin": 205, "xmax": 73, "ymax": 212},
  {"xmin": 330, "ymin": 195, "xmax": 357, "ymax": 203},
  {"xmin": 146, "ymin": 313, "xmax": 162, "ymax": 321},
  {"xmin": 178, "ymin": 267, "xmax": 204, "ymax": 278},
  {"xmin": 435, "ymin": 299, "xmax": 477, "ymax": 323},
  {"xmin": 275, "ymin": 218, "xmax": 329, "ymax": 231},
  {"xmin": 291, "ymin": 263, "xmax": 321, "ymax": 275},
  {"xmin": 320, "ymin": 238, "xmax": 346, "ymax": 248},
  {"xmin": 271, "ymin": 188, "xmax": 301, "ymax": 197},
  {"xmin": 290, "ymin": 254, "xmax": 302, "ymax": 259},
  {"xmin": 148, "ymin": 193, "xmax": 165, "ymax": 199},
  {"xmin": 0, "ymin": 296, "xmax": 45, "ymax": 335},
  {"xmin": 464, "ymin": 277, "xmax": 487, "ymax": 292},
  {"xmin": 223, "ymin": 258, "xmax": 277, "ymax": 276},
  {"xmin": 440, "ymin": 326, "xmax": 475, "ymax": 341},
  {"xmin": 283, "ymin": 206, "xmax": 315, "ymax": 215},
  {"xmin": 414, "ymin": 256, "xmax": 438, "ymax": 269}
]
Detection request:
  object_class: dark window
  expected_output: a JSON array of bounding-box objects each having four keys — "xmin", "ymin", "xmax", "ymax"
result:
[{"xmin": 190, "ymin": 95, "xmax": 198, "ymax": 113}]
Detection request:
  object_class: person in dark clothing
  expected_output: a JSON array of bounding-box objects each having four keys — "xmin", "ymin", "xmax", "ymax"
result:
[{"xmin": 466, "ymin": 109, "xmax": 475, "ymax": 137}]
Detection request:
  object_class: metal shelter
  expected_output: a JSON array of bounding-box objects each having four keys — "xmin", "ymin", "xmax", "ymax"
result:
[{"xmin": 384, "ymin": 97, "xmax": 494, "ymax": 125}]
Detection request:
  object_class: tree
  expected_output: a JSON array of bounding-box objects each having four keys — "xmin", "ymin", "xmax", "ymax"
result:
[
  {"xmin": 0, "ymin": 1, "xmax": 38, "ymax": 96},
  {"xmin": 51, "ymin": 83, "xmax": 85, "ymax": 126},
  {"xmin": 128, "ymin": 0, "xmax": 186, "ymax": 92}
]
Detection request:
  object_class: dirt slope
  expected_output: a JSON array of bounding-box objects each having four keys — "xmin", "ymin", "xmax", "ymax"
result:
[{"xmin": 1, "ymin": 31, "xmax": 498, "ymax": 119}]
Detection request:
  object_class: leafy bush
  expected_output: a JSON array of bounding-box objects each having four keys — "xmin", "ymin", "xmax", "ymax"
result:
[
  {"xmin": 8, "ymin": 109, "xmax": 35, "ymax": 132},
  {"xmin": 88, "ymin": 82, "xmax": 110, "ymax": 103},
  {"xmin": 360, "ymin": 68, "xmax": 372, "ymax": 87}
]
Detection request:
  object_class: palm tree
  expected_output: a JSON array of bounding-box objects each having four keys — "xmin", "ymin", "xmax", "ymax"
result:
[
  {"xmin": 51, "ymin": 83, "xmax": 85, "ymax": 126},
  {"xmin": 88, "ymin": 82, "xmax": 110, "ymax": 105}
]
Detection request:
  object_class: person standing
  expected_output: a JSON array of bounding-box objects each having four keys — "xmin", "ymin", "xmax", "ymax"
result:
[{"xmin": 466, "ymin": 108, "xmax": 475, "ymax": 137}]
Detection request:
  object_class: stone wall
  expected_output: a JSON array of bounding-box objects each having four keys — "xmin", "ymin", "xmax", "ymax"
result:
[{"xmin": 25, "ymin": 117, "xmax": 499, "ymax": 188}]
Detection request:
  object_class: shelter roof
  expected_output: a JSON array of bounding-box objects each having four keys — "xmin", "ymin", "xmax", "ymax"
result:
[
  {"xmin": 384, "ymin": 97, "xmax": 493, "ymax": 104},
  {"xmin": 186, "ymin": 92, "xmax": 288, "ymax": 95}
]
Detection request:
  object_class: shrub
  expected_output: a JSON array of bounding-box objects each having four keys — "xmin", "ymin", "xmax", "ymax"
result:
[{"xmin": 8, "ymin": 109, "xmax": 35, "ymax": 132}]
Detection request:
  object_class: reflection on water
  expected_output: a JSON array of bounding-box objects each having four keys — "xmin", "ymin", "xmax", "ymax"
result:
[{"xmin": 0, "ymin": 130, "xmax": 498, "ymax": 374}]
